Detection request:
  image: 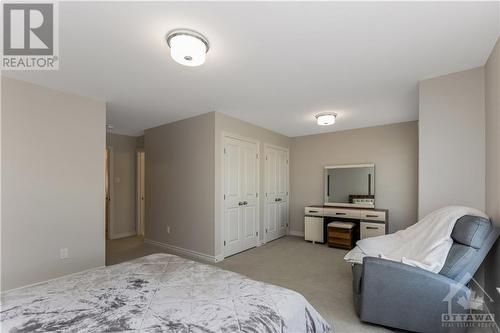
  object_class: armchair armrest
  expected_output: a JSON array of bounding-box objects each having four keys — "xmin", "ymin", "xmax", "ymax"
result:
[{"xmin": 360, "ymin": 257, "xmax": 470, "ymax": 333}]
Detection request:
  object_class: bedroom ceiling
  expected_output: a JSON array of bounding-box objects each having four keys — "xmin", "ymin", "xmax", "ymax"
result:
[{"xmin": 4, "ymin": 1, "xmax": 499, "ymax": 137}]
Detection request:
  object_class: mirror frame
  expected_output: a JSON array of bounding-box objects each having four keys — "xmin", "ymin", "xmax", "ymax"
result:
[{"xmin": 324, "ymin": 163, "xmax": 375, "ymax": 208}]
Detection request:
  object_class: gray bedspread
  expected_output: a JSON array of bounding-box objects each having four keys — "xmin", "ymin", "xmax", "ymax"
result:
[{"xmin": 1, "ymin": 253, "xmax": 331, "ymax": 332}]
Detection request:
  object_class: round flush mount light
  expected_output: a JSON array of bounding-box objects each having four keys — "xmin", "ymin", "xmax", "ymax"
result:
[
  {"xmin": 166, "ymin": 29, "xmax": 209, "ymax": 67},
  {"xmin": 315, "ymin": 113, "xmax": 337, "ymax": 126}
]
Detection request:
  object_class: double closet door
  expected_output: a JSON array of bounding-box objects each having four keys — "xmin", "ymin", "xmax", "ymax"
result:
[
  {"xmin": 223, "ymin": 136, "xmax": 259, "ymax": 257},
  {"xmin": 264, "ymin": 145, "xmax": 289, "ymax": 242}
]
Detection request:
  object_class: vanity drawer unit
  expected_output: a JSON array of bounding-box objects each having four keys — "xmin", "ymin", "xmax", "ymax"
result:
[
  {"xmin": 360, "ymin": 210, "xmax": 386, "ymax": 222},
  {"xmin": 360, "ymin": 221, "xmax": 385, "ymax": 239},
  {"xmin": 304, "ymin": 216, "xmax": 324, "ymax": 243},
  {"xmin": 305, "ymin": 207, "xmax": 324, "ymax": 216},
  {"xmin": 303, "ymin": 206, "xmax": 388, "ymax": 243},
  {"xmin": 324, "ymin": 208, "xmax": 360, "ymax": 219}
]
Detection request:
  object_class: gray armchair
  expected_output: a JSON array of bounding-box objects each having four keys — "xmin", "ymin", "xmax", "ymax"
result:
[{"xmin": 352, "ymin": 215, "xmax": 499, "ymax": 333}]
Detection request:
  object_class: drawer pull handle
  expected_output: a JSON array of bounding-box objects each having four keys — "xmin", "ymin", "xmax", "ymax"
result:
[
  {"xmin": 309, "ymin": 210, "xmax": 318, "ymax": 213},
  {"xmin": 335, "ymin": 213, "xmax": 346, "ymax": 215},
  {"xmin": 366, "ymin": 215, "xmax": 378, "ymax": 218},
  {"xmin": 366, "ymin": 226, "xmax": 379, "ymax": 230}
]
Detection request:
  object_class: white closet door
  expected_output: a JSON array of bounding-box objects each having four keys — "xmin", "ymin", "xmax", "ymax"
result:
[
  {"xmin": 265, "ymin": 148, "xmax": 278, "ymax": 237},
  {"xmin": 224, "ymin": 138, "xmax": 243, "ymax": 256},
  {"xmin": 276, "ymin": 149, "xmax": 288, "ymax": 236},
  {"xmin": 265, "ymin": 145, "xmax": 289, "ymax": 242},
  {"xmin": 224, "ymin": 136, "xmax": 258, "ymax": 257}
]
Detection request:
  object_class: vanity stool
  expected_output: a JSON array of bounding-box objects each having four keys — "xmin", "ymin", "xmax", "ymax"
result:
[{"xmin": 327, "ymin": 221, "xmax": 357, "ymax": 249}]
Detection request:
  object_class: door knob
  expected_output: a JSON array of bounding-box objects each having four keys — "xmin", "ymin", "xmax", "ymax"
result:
[
  {"xmin": 243, "ymin": 201, "xmax": 248, "ymax": 205},
  {"xmin": 238, "ymin": 202, "xmax": 244, "ymax": 206}
]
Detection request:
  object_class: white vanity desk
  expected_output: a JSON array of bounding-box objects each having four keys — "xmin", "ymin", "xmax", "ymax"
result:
[{"xmin": 304, "ymin": 205, "xmax": 389, "ymax": 243}]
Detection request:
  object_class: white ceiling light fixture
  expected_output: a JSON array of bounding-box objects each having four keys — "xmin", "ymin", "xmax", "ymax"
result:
[
  {"xmin": 315, "ymin": 113, "xmax": 337, "ymax": 126},
  {"xmin": 166, "ymin": 29, "xmax": 209, "ymax": 67}
]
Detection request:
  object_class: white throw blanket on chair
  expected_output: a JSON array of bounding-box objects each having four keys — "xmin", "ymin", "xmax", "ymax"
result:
[{"xmin": 344, "ymin": 206, "xmax": 488, "ymax": 273}]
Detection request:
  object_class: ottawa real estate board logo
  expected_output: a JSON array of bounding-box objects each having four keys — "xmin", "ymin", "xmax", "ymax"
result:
[{"xmin": 2, "ymin": 2, "xmax": 58, "ymax": 70}]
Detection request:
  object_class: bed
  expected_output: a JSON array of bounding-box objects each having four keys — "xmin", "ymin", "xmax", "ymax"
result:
[{"xmin": 1, "ymin": 253, "xmax": 331, "ymax": 332}]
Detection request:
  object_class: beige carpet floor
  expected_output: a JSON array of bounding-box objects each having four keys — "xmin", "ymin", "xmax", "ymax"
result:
[{"xmin": 106, "ymin": 235, "xmax": 392, "ymax": 333}]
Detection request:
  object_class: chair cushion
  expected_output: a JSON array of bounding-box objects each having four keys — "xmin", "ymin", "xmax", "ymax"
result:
[
  {"xmin": 439, "ymin": 215, "xmax": 492, "ymax": 280},
  {"xmin": 328, "ymin": 221, "xmax": 356, "ymax": 229},
  {"xmin": 451, "ymin": 215, "xmax": 491, "ymax": 249},
  {"xmin": 439, "ymin": 243, "xmax": 477, "ymax": 279}
]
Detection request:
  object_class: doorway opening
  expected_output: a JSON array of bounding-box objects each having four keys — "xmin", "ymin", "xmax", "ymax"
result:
[
  {"xmin": 105, "ymin": 134, "xmax": 145, "ymax": 266},
  {"xmin": 137, "ymin": 150, "xmax": 145, "ymax": 237}
]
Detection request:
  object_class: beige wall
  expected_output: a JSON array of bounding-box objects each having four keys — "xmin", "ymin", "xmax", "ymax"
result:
[
  {"xmin": 290, "ymin": 121, "xmax": 418, "ymax": 233},
  {"xmin": 419, "ymin": 68, "xmax": 486, "ymax": 218},
  {"xmin": 1, "ymin": 78, "xmax": 106, "ymax": 291},
  {"xmin": 485, "ymin": 37, "xmax": 500, "ymax": 325},
  {"xmin": 144, "ymin": 112, "xmax": 216, "ymax": 256},
  {"xmin": 106, "ymin": 133, "xmax": 139, "ymax": 238},
  {"xmin": 136, "ymin": 135, "xmax": 144, "ymax": 149},
  {"xmin": 214, "ymin": 112, "xmax": 291, "ymax": 257}
]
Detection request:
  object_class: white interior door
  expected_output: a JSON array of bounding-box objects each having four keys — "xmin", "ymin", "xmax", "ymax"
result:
[
  {"xmin": 224, "ymin": 136, "xmax": 259, "ymax": 257},
  {"xmin": 265, "ymin": 145, "xmax": 289, "ymax": 242}
]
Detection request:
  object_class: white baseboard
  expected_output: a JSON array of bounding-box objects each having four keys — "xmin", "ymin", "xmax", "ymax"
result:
[
  {"xmin": 288, "ymin": 230, "xmax": 305, "ymax": 237},
  {"xmin": 144, "ymin": 239, "xmax": 218, "ymax": 263},
  {"xmin": 1, "ymin": 265, "xmax": 105, "ymax": 295},
  {"xmin": 110, "ymin": 231, "xmax": 136, "ymax": 240}
]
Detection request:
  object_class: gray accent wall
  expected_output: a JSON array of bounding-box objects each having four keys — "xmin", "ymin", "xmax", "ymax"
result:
[
  {"xmin": 144, "ymin": 112, "xmax": 216, "ymax": 256},
  {"xmin": 485, "ymin": 37, "xmax": 500, "ymax": 326},
  {"xmin": 419, "ymin": 67, "xmax": 486, "ymax": 218},
  {"xmin": 1, "ymin": 78, "xmax": 106, "ymax": 291},
  {"xmin": 290, "ymin": 121, "xmax": 419, "ymax": 234}
]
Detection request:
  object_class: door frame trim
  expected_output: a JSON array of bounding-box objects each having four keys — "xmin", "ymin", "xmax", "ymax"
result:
[
  {"xmin": 220, "ymin": 132, "xmax": 260, "ymax": 259},
  {"xmin": 263, "ymin": 143, "xmax": 290, "ymax": 243},
  {"xmin": 106, "ymin": 146, "xmax": 115, "ymax": 240},
  {"xmin": 136, "ymin": 148, "xmax": 145, "ymax": 236}
]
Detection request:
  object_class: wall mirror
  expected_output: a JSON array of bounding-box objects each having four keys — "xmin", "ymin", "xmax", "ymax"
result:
[{"xmin": 324, "ymin": 164, "xmax": 375, "ymax": 208}]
